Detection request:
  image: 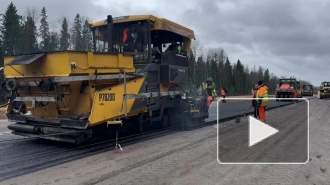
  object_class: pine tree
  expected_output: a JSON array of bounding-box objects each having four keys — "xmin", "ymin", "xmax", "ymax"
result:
[
  {"xmin": 22, "ymin": 16, "xmax": 38, "ymax": 53},
  {"xmin": 216, "ymin": 49, "xmax": 225, "ymax": 89},
  {"xmin": 1, "ymin": 2, "xmax": 23, "ymax": 55},
  {"xmin": 187, "ymin": 51, "xmax": 196, "ymax": 87},
  {"xmin": 223, "ymin": 57, "xmax": 233, "ymax": 93},
  {"xmin": 39, "ymin": 7, "xmax": 50, "ymax": 51},
  {"xmin": 257, "ymin": 66, "xmax": 264, "ymax": 81},
  {"xmin": 72, "ymin": 14, "xmax": 83, "ymax": 50},
  {"xmin": 210, "ymin": 57, "xmax": 218, "ymax": 91},
  {"xmin": 0, "ymin": 35, "xmax": 4, "ymax": 103},
  {"xmin": 233, "ymin": 59, "xmax": 244, "ymax": 95},
  {"xmin": 0, "ymin": 18, "xmax": 3, "ymax": 67},
  {"xmin": 59, "ymin": 17, "xmax": 70, "ymax": 50},
  {"xmin": 264, "ymin": 69, "xmax": 270, "ymax": 86},
  {"xmin": 49, "ymin": 32, "xmax": 60, "ymax": 51},
  {"xmin": 82, "ymin": 19, "xmax": 93, "ymax": 51},
  {"xmin": 195, "ymin": 56, "xmax": 204, "ymax": 86},
  {"xmin": 0, "ymin": 36, "xmax": 4, "ymax": 83}
]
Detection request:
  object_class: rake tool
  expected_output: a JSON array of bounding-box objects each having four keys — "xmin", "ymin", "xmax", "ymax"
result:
[{"xmin": 235, "ymin": 105, "xmax": 253, "ymax": 123}]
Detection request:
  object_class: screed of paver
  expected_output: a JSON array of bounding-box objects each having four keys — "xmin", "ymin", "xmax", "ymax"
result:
[{"xmin": 2, "ymin": 99, "xmax": 330, "ymax": 185}]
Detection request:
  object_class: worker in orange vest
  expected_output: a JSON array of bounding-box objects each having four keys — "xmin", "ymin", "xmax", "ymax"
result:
[
  {"xmin": 221, "ymin": 87, "xmax": 227, "ymax": 103},
  {"xmin": 255, "ymin": 80, "xmax": 269, "ymax": 123}
]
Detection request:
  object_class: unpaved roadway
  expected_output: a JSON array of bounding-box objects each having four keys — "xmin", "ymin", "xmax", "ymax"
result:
[{"xmin": 1, "ymin": 97, "xmax": 329, "ymax": 185}]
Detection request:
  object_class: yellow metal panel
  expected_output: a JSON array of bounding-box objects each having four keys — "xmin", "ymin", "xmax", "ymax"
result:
[
  {"xmin": 3, "ymin": 51, "xmax": 135, "ymax": 78},
  {"xmin": 90, "ymin": 14, "xmax": 196, "ymax": 40},
  {"xmin": 68, "ymin": 82, "xmax": 93, "ymax": 115},
  {"xmin": 89, "ymin": 77, "xmax": 146, "ymax": 126},
  {"xmin": 4, "ymin": 52, "xmax": 71, "ymax": 77},
  {"xmin": 87, "ymin": 52, "xmax": 94, "ymax": 66},
  {"xmin": 91, "ymin": 15, "xmax": 157, "ymax": 27},
  {"xmin": 22, "ymin": 102, "xmax": 59, "ymax": 118}
]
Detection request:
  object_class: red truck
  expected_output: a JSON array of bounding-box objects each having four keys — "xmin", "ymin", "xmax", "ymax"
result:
[{"xmin": 276, "ymin": 78, "xmax": 302, "ymax": 101}]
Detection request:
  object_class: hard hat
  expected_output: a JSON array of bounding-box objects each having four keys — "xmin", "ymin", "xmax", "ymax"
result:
[{"xmin": 207, "ymin": 77, "xmax": 213, "ymax": 82}]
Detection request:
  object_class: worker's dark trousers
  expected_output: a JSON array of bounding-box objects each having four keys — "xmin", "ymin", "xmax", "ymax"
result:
[{"xmin": 253, "ymin": 106, "xmax": 258, "ymax": 118}]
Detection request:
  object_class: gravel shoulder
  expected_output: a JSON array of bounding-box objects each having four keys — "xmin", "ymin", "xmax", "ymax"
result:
[{"xmin": 2, "ymin": 98, "xmax": 328, "ymax": 185}]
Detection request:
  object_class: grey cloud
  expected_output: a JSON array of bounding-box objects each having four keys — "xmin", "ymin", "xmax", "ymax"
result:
[
  {"xmin": 182, "ymin": 0, "xmax": 330, "ymax": 84},
  {"xmin": 0, "ymin": 0, "xmax": 111, "ymax": 22},
  {"xmin": 1, "ymin": 0, "xmax": 329, "ymax": 85}
]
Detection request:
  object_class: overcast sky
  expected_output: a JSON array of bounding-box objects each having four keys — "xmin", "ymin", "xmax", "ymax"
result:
[{"xmin": 1, "ymin": 0, "xmax": 329, "ymax": 86}]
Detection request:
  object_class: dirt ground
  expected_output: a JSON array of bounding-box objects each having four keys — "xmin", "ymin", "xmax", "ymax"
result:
[
  {"xmin": 0, "ymin": 108, "xmax": 6, "ymax": 119},
  {"xmin": 1, "ymin": 98, "xmax": 327, "ymax": 185}
]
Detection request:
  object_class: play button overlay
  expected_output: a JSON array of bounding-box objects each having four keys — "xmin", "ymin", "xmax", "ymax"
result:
[
  {"xmin": 249, "ymin": 116, "xmax": 278, "ymax": 147},
  {"xmin": 217, "ymin": 98, "xmax": 309, "ymax": 164}
]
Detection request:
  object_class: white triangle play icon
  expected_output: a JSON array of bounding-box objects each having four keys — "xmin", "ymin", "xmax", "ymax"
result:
[{"xmin": 249, "ymin": 116, "xmax": 279, "ymax": 147}]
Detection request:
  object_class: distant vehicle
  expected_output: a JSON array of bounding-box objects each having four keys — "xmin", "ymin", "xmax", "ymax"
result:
[
  {"xmin": 302, "ymin": 85, "xmax": 314, "ymax": 96},
  {"xmin": 319, "ymin": 82, "xmax": 330, "ymax": 99},
  {"xmin": 276, "ymin": 78, "xmax": 302, "ymax": 101}
]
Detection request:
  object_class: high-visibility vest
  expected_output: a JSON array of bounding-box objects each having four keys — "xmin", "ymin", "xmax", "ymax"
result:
[
  {"xmin": 177, "ymin": 45, "xmax": 182, "ymax": 53},
  {"xmin": 221, "ymin": 90, "xmax": 225, "ymax": 96},
  {"xmin": 212, "ymin": 89, "xmax": 217, "ymax": 98},
  {"xmin": 256, "ymin": 86, "xmax": 268, "ymax": 107},
  {"xmin": 206, "ymin": 83, "xmax": 217, "ymax": 98}
]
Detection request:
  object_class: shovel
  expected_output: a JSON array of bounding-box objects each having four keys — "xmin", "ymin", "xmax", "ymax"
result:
[{"xmin": 235, "ymin": 105, "xmax": 253, "ymax": 123}]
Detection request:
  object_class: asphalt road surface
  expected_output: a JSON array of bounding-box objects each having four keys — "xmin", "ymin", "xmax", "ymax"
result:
[
  {"xmin": 218, "ymin": 100, "xmax": 308, "ymax": 163},
  {"xmin": 0, "ymin": 96, "xmax": 315, "ymax": 184},
  {"xmin": 206, "ymin": 96, "xmax": 313, "ymax": 122}
]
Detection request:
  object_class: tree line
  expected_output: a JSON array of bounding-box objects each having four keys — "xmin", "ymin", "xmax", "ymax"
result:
[
  {"xmin": 183, "ymin": 40, "xmax": 312, "ymax": 95},
  {"xmin": 0, "ymin": 2, "xmax": 93, "ymax": 60},
  {"xmin": 0, "ymin": 2, "xmax": 312, "ymax": 99}
]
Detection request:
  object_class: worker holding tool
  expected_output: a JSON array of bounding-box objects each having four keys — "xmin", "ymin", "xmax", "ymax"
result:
[
  {"xmin": 255, "ymin": 80, "xmax": 269, "ymax": 123},
  {"xmin": 205, "ymin": 77, "xmax": 217, "ymax": 107}
]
